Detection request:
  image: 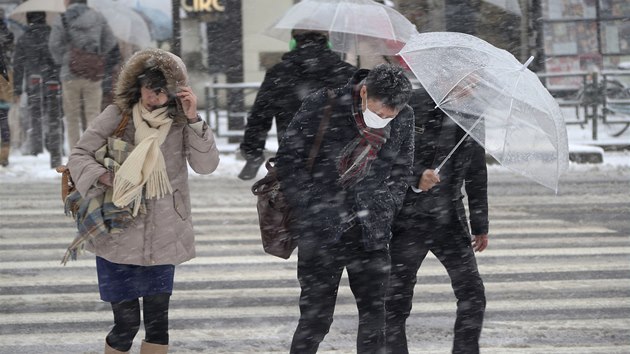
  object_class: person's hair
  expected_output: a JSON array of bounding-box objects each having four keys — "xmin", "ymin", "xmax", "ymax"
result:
[
  {"xmin": 67, "ymin": 0, "xmax": 88, "ymax": 4},
  {"xmin": 26, "ymin": 12, "xmax": 46, "ymax": 25},
  {"xmin": 365, "ymin": 64, "xmax": 412, "ymax": 110},
  {"xmin": 127, "ymin": 68, "xmax": 182, "ymax": 121},
  {"xmin": 138, "ymin": 68, "xmax": 168, "ymax": 92},
  {"xmin": 291, "ymin": 29, "xmax": 328, "ymax": 48}
]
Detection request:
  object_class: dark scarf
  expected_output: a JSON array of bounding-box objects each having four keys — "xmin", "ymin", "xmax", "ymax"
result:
[{"xmin": 337, "ymin": 85, "xmax": 391, "ymax": 188}]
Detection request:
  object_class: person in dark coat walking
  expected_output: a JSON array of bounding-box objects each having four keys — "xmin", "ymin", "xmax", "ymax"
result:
[
  {"xmin": 12, "ymin": 11, "xmax": 62, "ymax": 166},
  {"xmin": 385, "ymin": 86, "xmax": 489, "ymax": 354},
  {"xmin": 238, "ymin": 29, "xmax": 356, "ymax": 180},
  {"xmin": 276, "ymin": 64, "xmax": 414, "ymax": 354}
]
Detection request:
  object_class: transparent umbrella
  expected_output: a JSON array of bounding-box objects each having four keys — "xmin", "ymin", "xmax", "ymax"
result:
[
  {"xmin": 87, "ymin": 0, "xmax": 152, "ymax": 48},
  {"xmin": 264, "ymin": 0, "xmax": 417, "ymax": 55},
  {"xmin": 9, "ymin": 0, "xmax": 65, "ymax": 25},
  {"xmin": 399, "ymin": 32, "xmax": 569, "ymax": 192}
]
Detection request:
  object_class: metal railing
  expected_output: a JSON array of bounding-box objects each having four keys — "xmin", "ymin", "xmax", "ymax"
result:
[
  {"xmin": 538, "ymin": 70, "xmax": 630, "ymax": 140},
  {"xmin": 204, "ymin": 73, "xmax": 630, "ymax": 141},
  {"xmin": 203, "ymin": 82, "xmax": 262, "ymax": 138}
]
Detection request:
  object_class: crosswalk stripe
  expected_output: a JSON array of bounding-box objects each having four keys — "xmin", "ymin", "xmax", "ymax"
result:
[
  {"xmin": 2, "ymin": 296, "xmax": 629, "ymax": 326},
  {"xmin": 1, "ymin": 178, "xmax": 628, "ymax": 353}
]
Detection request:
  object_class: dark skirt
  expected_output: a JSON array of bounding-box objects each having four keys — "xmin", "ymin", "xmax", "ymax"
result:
[{"xmin": 96, "ymin": 256, "xmax": 175, "ymax": 303}]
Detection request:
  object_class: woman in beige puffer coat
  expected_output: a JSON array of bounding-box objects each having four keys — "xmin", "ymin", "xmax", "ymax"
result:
[{"xmin": 67, "ymin": 48, "xmax": 219, "ymax": 354}]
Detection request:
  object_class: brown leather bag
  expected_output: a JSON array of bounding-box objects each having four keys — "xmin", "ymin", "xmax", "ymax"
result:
[
  {"xmin": 61, "ymin": 15, "xmax": 105, "ymax": 81},
  {"xmin": 251, "ymin": 91, "xmax": 334, "ymax": 259},
  {"xmin": 68, "ymin": 47, "xmax": 105, "ymax": 81}
]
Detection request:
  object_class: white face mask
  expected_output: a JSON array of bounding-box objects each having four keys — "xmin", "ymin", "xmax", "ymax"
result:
[{"xmin": 363, "ymin": 106, "xmax": 394, "ymax": 129}]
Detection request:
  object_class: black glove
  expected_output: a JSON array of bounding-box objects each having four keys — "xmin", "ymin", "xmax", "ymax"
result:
[{"xmin": 238, "ymin": 156, "xmax": 265, "ymax": 180}]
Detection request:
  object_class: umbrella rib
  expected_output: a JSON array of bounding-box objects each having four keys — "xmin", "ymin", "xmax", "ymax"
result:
[
  {"xmin": 499, "ymin": 69, "xmax": 525, "ymax": 159},
  {"xmin": 380, "ymin": 5, "xmax": 396, "ymax": 41},
  {"xmin": 330, "ymin": 2, "xmax": 343, "ymax": 34},
  {"xmin": 401, "ymin": 43, "xmax": 513, "ymax": 67},
  {"xmin": 437, "ymin": 68, "xmax": 484, "ymax": 107}
]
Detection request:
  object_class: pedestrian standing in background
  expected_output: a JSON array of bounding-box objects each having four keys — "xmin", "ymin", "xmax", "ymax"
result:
[
  {"xmin": 0, "ymin": 67, "xmax": 12, "ymax": 167},
  {"xmin": 276, "ymin": 64, "xmax": 414, "ymax": 354},
  {"xmin": 101, "ymin": 43, "xmax": 122, "ymax": 110},
  {"xmin": 385, "ymin": 86, "xmax": 489, "ymax": 354},
  {"xmin": 12, "ymin": 11, "xmax": 62, "ymax": 167},
  {"xmin": 67, "ymin": 48, "xmax": 220, "ymax": 353},
  {"xmin": 238, "ymin": 29, "xmax": 356, "ymax": 180},
  {"xmin": 48, "ymin": 0, "xmax": 117, "ymax": 150},
  {"xmin": 0, "ymin": 14, "xmax": 13, "ymax": 167}
]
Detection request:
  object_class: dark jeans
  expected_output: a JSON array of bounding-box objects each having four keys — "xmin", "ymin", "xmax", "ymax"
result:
[
  {"xmin": 106, "ymin": 293, "xmax": 170, "ymax": 351},
  {"xmin": 385, "ymin": 213, "xmax": 486, "ymax": 354},
  {"xmin": 0, "ymin": 108, "xmax": 8, "ymax": 144},
  {"xmin": 290, "ymin": 225, "xmax": 390, "ymax": 354}
]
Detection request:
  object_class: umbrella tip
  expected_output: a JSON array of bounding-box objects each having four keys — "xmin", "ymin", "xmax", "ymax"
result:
[{"xmin": 520, "ymin": 56, "xmax": 535, "ymax": 71}]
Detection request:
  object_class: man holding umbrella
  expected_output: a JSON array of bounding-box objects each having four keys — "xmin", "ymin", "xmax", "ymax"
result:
[{"xmin": 384, "ymin": 84, "xmax": 489, "ymax": 354}]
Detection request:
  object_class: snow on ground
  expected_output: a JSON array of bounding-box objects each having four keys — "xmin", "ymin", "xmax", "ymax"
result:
[
  {"xmin": 0, "ymin": 114, "xmax": 628, "ymax": 184},
  {"xmin": 0, "ymin": 139, "xmax": 628, "ymax": 185}
]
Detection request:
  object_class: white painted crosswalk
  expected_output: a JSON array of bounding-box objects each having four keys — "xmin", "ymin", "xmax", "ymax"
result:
[{"xmin": 0, "ymin": 178, "xmax": 629, "ymax": 353}]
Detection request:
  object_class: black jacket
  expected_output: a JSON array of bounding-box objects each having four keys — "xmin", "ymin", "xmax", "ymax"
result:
[
  {"xmin": 402, "ymin": 87, "xmax": 488, "ymax": 236},
  {"xmin": 12, "ymin": 23, "xmax": 59, "ymax": 96},
  {"xmin": 240, "ymin": 42, "xmax": 356, "ymax": 160},
  {"xmin": 276, "ymin": 69, "xmax": 415, "ymax": 250}
]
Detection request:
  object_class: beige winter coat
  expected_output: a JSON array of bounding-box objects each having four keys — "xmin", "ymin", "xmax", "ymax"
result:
[{"xmin": 67, "ymin": 48, "xmax": 220, "ymax": 266}]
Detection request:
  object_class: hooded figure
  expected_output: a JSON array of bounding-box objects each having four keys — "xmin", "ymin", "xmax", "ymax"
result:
[
  {"xmin": 238, "ymin": 30, "xmax": 356, "ymax": 180},
  {"xmin": 66, "ymin": 48, "xmax": 220, "ymax": 353}
]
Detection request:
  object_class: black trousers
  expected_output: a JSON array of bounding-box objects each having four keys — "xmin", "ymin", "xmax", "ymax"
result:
[
  {"xmin": 290, "ymin": 225, "xmax": 390, "ymax": 354},
  {"xmin": 106, "ymin": 293, "xmax": 170, "ymax": 351},
  {"xmin": 385, "ymin": 212, "xmax": 486, "ymax": 354},
  {"xmin": 0, "ymin": 108, "xmax": 9, "ymax": 144}
]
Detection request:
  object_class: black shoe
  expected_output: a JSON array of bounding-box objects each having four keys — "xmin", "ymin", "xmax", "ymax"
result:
[{"xmin": 238, "ymin": 157, "xmax": 264, "ymax": 180}]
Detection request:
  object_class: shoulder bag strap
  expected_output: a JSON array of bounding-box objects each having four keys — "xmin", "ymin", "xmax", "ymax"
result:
[
  {"xmin": 306, "ymin": 89, "xmax": 335, "ymax": 172},
  {"xmin": 112, "ymin": 113, "xmax": 130, "ymax": 138},
  {"xmin": 60, "ymin": 14, "xmax": 73, "ymax": 42}
]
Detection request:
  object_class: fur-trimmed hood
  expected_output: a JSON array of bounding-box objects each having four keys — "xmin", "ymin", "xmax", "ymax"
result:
[{"xmin": 114, "ymin": 48, "xmax": 189, "ymax": 116}]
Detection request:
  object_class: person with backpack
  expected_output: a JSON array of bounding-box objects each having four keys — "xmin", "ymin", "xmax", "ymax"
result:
[
  {"xmin": 237, "ymin": 29, "xmax": 356, "ymax": 180},
  {"xmin": 48, "ymin": 0, "xmax": 117, "ymax": 150}
]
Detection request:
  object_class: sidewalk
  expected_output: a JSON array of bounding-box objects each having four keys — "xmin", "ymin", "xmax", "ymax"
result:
[{"xmin": 563, "ymin": 108, "xmax": 630, "ymax": 163}]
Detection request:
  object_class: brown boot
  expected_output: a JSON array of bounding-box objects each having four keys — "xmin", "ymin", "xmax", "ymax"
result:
[
  {"xmin": 104, "ymin": 342, "xmax": 129, "ymax": 354},
  {"xmin": 0, "ymin": 142, "xmax": 9, "ymax": 167},
  {"xmin": 140, "ymin": 340, "xmax": 168, "ymax": 354}
]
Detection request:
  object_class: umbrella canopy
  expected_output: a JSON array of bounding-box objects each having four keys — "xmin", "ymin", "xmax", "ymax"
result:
[
  {"xmin": 9, "ymin": 0, "xmax": 65, "ymax": 25},
  {"xmin": 265, "ymin": 0, "xmax": 417, "ymax": 55},
  {"xmin": 88, "ymin": 0, "xmax": 152, "ymax": 48},
  {"xmin": 132, "ymin": 4, "xmax": 172, "ymax": 42},
  {"xmin": 399, "ymin": 32, "xmax": 569, "ymax": 192}
]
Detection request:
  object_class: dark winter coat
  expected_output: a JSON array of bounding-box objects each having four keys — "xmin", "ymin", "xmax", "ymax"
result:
[
  {"xmin": 402, "ymin": 87, "xmax": 488, "ymax": 237},
  {"xmin": 276, "ymin": 69, "xmax": 415, "ymax": 251},
  {"xmin": 240, "ymin": 41, "xmax": 356, "ymax": 160},
  {"xmin": 12, "ymin": 23, "xmax": 59, "ymax": 97}
]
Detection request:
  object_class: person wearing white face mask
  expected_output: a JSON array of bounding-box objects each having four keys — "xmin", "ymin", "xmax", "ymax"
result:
[{"xmin": 275, "ymin": 64, "xmax": 414, "ymax": 354}]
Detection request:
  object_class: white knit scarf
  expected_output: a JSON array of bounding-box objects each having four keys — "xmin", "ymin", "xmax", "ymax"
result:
[{"xmin": 112, "ymin": 103, "xmax": 173, "ymax": 216}]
